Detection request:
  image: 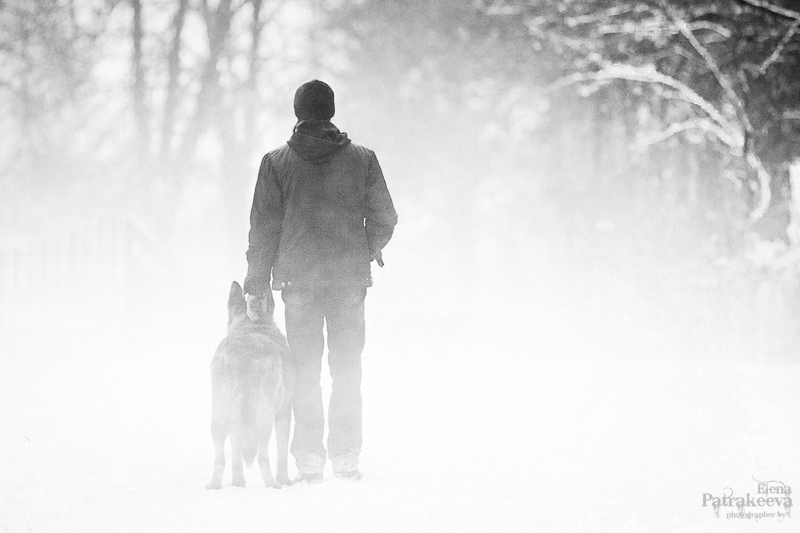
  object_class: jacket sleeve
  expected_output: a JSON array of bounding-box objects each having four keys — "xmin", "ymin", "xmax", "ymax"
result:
[
  {"xmin": 364, "ymin": 151, "xmax": 398, "ymax": 259},
  {"xmin": 244, "ymin": 154, "xmax": 284, "ymax": 295}
]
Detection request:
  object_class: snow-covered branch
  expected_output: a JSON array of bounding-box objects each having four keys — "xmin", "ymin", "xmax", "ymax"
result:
[
  {"xmin": 747, "ymin": 151, "xmax": 773, "ymax": 222},
  {"xmin": 551, "ymin": 63, "xmax": 775, "ymax": 222},
  {"xmin": 565, "ymin": 5, "xmax": 650, "ymax": 26},
  {"xmin": 634, "ymin": 118, "xmax": 731, "ymax": 148},
  {"xmin": 660, "ymin": 1, "xmax": 752, "ymax": 133},
  {"xmin": 550, "ymin": 64, "xmax": 744, "ymax": 149},
  {"xmin": 759, "ymin": 19, "xmax": 800, "ymax": 75},
  {"xmin": 597, "ymin": 20, "xmax": 731, "ymax": 41},
  {"xmin": 738, "ymin": 0, "xmax": 800, "ymax": 21}
]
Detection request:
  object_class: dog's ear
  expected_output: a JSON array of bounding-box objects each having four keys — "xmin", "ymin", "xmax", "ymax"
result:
[{"xmin": 228, "ymin": 281, "xmax": 245, "ymax": 306}]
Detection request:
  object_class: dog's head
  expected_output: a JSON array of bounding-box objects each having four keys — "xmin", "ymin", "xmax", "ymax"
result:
[{"xmin": 227, "ymin": 281, "xmax": 276, "ymax": 334}]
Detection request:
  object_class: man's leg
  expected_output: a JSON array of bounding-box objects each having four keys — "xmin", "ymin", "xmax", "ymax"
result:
[
  {"xmin": 324, "ymin": 286, "xmax": 366, "ymax": 475},
  {"xmin": 283, "ymin": 288, "xmax": 326, "ymax": 477}
]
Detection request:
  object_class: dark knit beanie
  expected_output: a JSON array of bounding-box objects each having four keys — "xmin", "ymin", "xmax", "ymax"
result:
[{"xmin": 294, "ymin": 80, "xmax": 335, "ymax": 121}]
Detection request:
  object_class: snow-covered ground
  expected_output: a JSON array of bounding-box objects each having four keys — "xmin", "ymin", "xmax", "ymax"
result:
[{"xmin": 1, "ymin": 296, "xmax": 798, "ymax": 533}]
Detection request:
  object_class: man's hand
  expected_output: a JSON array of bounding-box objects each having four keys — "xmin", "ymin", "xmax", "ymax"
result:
[{"xmin": 246, "ymin": 293, "xmax": 266, "ymax": 323}]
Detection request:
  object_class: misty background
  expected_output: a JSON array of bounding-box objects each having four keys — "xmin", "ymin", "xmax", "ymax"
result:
[
  {"xmin": 1, "ymin": 2, "xmax": 800, "ymax": 531},
  {"xmin": 3, "ymin": 0, "xmax": 800, "ymax": 362}
]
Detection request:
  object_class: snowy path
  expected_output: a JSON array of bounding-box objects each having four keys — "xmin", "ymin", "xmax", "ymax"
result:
[{"xmin": 1, "ymin": 318, "xmax": 798, "ymax": 532}]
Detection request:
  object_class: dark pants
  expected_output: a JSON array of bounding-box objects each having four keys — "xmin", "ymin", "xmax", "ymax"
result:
[{"xmin": 282, "ymin": 286, "xmax": 366, "ymax": 474}]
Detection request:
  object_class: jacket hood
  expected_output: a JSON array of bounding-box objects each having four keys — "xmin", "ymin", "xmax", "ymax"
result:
[{"xmin": 287, "ymin": 120, "xmax": 351, "ymax": 163}]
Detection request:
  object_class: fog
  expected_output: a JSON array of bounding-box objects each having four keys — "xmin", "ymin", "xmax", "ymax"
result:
[{"xmin": 1, "ymin": 1, "xmax": 799, "ymax": 531}]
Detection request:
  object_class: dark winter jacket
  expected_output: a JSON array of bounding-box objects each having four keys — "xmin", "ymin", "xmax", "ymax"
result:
[{"xmin": 243, "ymin": 120, "xmax": 397, "ymax": 295}]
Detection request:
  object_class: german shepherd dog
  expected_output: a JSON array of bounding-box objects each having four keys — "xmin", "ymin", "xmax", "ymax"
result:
[{"xmin": 207, "ymin": 282, "xmax": 295, "ymax": 489}]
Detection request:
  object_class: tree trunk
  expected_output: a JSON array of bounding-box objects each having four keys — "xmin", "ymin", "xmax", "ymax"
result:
[
  {"xmin": 176, "ymin": 0, "xmax": 234, "ymax": 165},
  {"xmin": 244, "ymin": 0, "xmax": 263, "ymax": 145},
  {"xmin": 131, "ymin": 0, "xmax": 149, "ymax": 163},
  {"xmin": 220, "ymin": 0, "xmax": 265, "ymax": 275},
  {"xmin": 160, "ymin": 0, "xmax": 188, "ymax": 165}
]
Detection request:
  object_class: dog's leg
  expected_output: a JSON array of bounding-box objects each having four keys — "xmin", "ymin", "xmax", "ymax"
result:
[
  {"xmin": 207, "ymin": 419, "xmax": 228, "ymax": 490},
  {"xmin": 230, "ymin": 428, "xmax": 246, "ymax": 487},
  {"xmin": 275, "ymin": 404, "xmax": 292, "ymax": 485},
  {"xmin": 258, "ymin": 410, "xmax": 281, "ymax": 489}
]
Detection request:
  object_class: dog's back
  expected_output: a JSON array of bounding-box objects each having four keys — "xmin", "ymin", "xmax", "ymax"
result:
[{"xmin": 207, "ymin": 282, "xmax": 295, "ymax": 489}]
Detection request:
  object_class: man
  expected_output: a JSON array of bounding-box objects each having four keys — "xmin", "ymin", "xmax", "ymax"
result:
[{"xmin": 243, "ymin": 80, "xmax": 397, "ymax": 482}]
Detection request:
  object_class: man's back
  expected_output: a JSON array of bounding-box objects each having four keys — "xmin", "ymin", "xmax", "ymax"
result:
[
  {"xmin": 265, "ymin": 130, "xmax": 393, "ymax": 289},
  {"xmin": 245, "ymin": 119, "xmax": 396, "ymax": 295}
]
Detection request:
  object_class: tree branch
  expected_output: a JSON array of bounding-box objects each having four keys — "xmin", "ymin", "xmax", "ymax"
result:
[
  {"xmin": 738, "ymin": 0, "xmax": 800, "ymax": 21},
  {"xmin": 552, "ymin": 63, "xmax": 774, "ymax": 221},
  {"xmin": 759, "ymin": 19, "xmax": 800, "ymax": 75},
  {"xmin": 660, "ymin": 1, "xmax": 751, "ymax": 132},
  {"xmin": 550, "ymin": 64, "xmax": 744, "ymax": 149},
  {"xmin": 634, "ymin": 118, "xmax": 727, "ymax": 148},
  {"xmin": 746, "ymin": 150, "xmax": 772, "ymax": 222}
]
